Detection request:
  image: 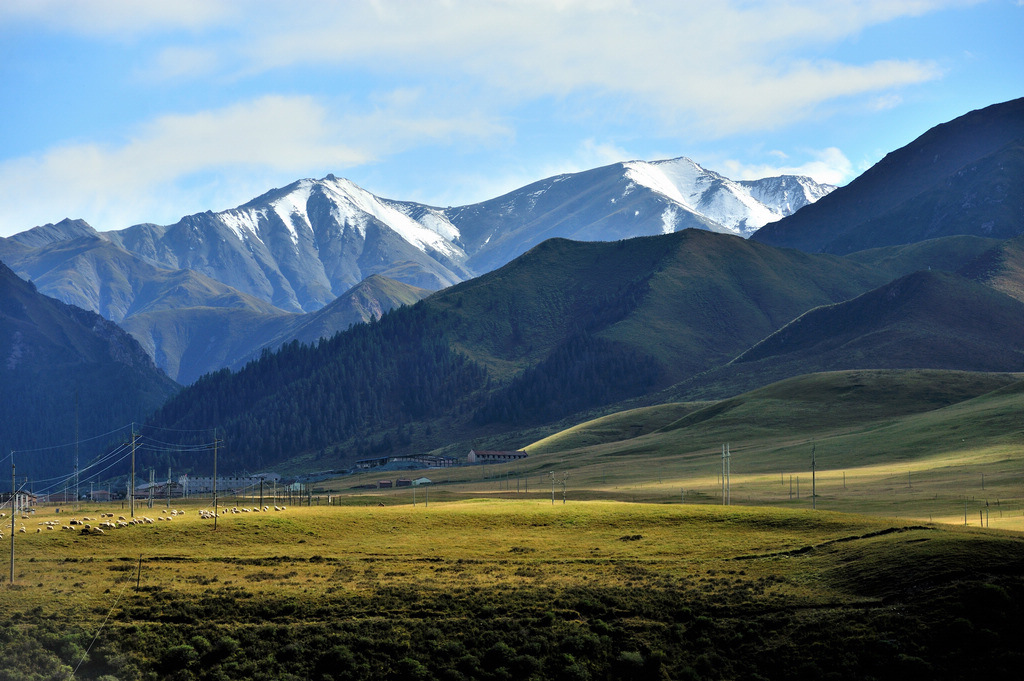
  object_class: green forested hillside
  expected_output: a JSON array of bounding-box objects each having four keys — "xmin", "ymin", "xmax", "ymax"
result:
[
  {"xmin": 0, "ymin": 261, "xmax": 180, "ymax": 480},
  {"xmin": 145, "ymin": 230, "xmax": 892, "ymax": 472}
]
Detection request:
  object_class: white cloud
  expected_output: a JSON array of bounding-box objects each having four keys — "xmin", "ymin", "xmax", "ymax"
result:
[
  {"xmin": 719, "ymin": 147, "xmax": 855, "ymax": 185},
  {"xmin": 10, "ymin": 1, "xmax": 968, "ymax": 135},
  {"xmin": 215, "ymin": 0, "xmax": 966, "ymax": 134},
  {"xmin": 0, "ymin": 94, "xmax": 509, "ymax": 232},
  {"xmin": 137, "ymin": 46, "xmax": 222, "ymax": 82}
]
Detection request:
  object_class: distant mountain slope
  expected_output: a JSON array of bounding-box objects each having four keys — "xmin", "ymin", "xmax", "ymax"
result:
[
  {"xmin": 122, "ymin": 274, "xmax": 431, "ymax": 385},
  {"xmin": 733, "ymin": 270, "xmax": 1024, "ymax": 372},
  {"xmin": 842, "ymin": 235, "xmax": 1003, "ymax": 281},
  {"xmin": 449, "ymin": 157, "xmax": 831, "ymax": 273},
  {"xmin": 118, "ymin": 306, "xmax": 297, "ymax": 386},
  {"xmin": 0, "ymin": 231, "xmax": 281, "ymax": 323},
  {"xmin": 104, "ymin": 176, "xmax": 472, "ymax": 313},
  {"xmin": 959, "ymin": 233, "xmax": 1024, "ymax": 304},
  {"xmin": 5, "ymin": 217, "xmax": 98, "ymax": 248},
  {"xmin": 1, "ymin": 222, "xmax": 431, "ymax": 384},
  {"xmin": 752, "ymin": 97, "xmax": 1024, "ymax": 254},
  {"xmin": 254, "ymin": 274, "xmax": 430, "ymax": 349},
  {"xmin": 0, "ymin": 259, "xmax": 179, "ymax": 479}
]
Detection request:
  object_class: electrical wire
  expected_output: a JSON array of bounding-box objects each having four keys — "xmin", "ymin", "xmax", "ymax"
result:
[
  {"xmin": 73, "ymin": 561, "xmax": 137, "ymax": 677},
  {"xmin": 10, "ymin": 423, "xmax": 134, "ymax": 455}
]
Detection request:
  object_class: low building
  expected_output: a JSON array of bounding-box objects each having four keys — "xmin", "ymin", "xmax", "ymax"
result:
[
  {"xmin": 378, "ymin": 480, "xmax": 393, "ymax": 489},
  {"xmin": 467, "ymin": 449, "xmax": 528, "ymax": 464},
  {"xmin": 412, "ymin": 477, "xmax": 432, "ymax": 486},
  {"xmin": 0, "ymin": 491, "xmax": 37, "ymax": 510},
  {"xmin": 355, "ymin": 454, "xmax": 457, "ymax": 470},
  {"xmin": 179, "ymin": 473, "xmax": 282, "ymax": 495}
]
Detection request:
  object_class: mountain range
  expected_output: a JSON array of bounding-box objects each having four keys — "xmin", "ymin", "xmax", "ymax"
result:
[
  {"xmin": 2, "ymin": 96, "xmax": 1023, "ymax": 481},
  {"xmin": 0, "ymin": 159, "xmax": 830, "ymax": 382}
]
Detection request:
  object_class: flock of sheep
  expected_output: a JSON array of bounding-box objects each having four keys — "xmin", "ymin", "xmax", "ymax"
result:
[
  {"xmin": 0, "ymin": 504, "xmax": 290, "ymax": 538},
  {"xmin": 8, "ymin": 510, "xmax": 187, "ymax": 536},
  {"xmin": 199, "ymin": 505, "xmax": 288, "ymax": 519}
]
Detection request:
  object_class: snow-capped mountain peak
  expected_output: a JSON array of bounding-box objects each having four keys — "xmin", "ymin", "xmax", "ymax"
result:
[
  {"xmin": 219, "ymin": 176, "xmax": 464, "ymax": 260},
  {"xmin": 10, "ymin": 158, "xmax": 834, "ymax": 316},
  {"xmin": 622, "ymin": 157, "xmax": 834, "ymax": 237}
]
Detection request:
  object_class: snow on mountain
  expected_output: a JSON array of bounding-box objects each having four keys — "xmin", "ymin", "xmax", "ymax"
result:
[
  {"xmin": 623, "ymin": 158, "xmax": 834, "ymax": 238},
  {"xmin": 220, "ymin": 176, "xmax": 463, "ymax": 259},
  {"xmin": 9, "ymin": 158, "xmax": 833, "ymax": 317}
]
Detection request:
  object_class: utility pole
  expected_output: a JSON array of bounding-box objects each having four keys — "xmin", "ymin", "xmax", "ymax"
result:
[
  {"xmin": 550, "ymin": 471, "xmax": 555, "ymax": 505},
  {"xmin": 811, "ymin": 443, "xmax": 816, "ymax": 510},
  {"xmin": 721, "ymin": 444, "xmax": 731, "ymax": 506},
  {"xmin": 130, "ymin": 425, "xmax": 137, "ymax": 518},
  {"xmin": 74, "ymin": 392, "xmax": 79, "ymax": 510},
  {"xmin": 10, "ymin": 451, "xmax": 15, "ymax": 586},
  {"xmin": 213, "ymin": 430, "xmax": 219, "ymax": 530}
]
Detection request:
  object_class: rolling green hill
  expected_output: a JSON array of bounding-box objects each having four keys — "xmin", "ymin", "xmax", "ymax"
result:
[{"xmin": 518, "ymin": 369, "xmax": 1024, "ymax": 521}]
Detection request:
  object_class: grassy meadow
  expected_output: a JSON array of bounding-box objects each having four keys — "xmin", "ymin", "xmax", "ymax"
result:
[
  {"xmin": 4, "ymin": 369, "xmax": 1024, "ymax": 679},
  {"xmin": 3, "ymin": 498, "xmax": 1024, "ymax": 680}
]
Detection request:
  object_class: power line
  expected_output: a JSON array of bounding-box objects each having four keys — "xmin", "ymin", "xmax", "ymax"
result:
[{"xmin": 10, "ymin": 423, "xmax": 133, "ymax": 455}]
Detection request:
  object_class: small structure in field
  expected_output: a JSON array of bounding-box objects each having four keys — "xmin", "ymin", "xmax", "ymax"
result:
[
  {"xmin": 377, "ymin": 480, "xmax": 393, "ymax": 489},
  {"xmin": 467, "ymin": 449, "xmax": 528, "ymax": 464}
]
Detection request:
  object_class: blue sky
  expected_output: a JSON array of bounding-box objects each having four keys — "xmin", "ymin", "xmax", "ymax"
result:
[{"xmin": 0, "ymin": 0, "xmax": 1021, "ymax": 237}]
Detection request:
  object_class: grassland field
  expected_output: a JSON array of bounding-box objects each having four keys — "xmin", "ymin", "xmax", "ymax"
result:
[
  {"xmin": 4, "ymin": 369, "xmax": 1024, "ymax": 679},
  {"xmin": 3, "ymin": 494, "xmax": 1024, "ymax": 680}
]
